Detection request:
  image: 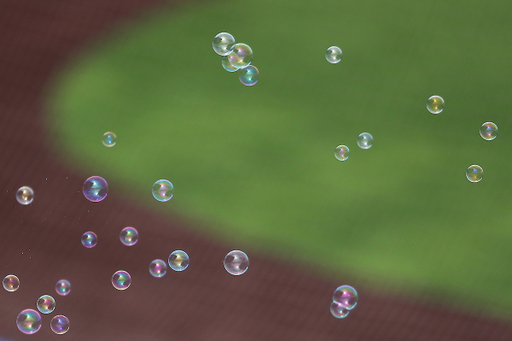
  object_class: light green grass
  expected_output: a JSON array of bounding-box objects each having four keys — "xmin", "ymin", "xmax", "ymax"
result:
[{"xmin": 47, "ymin": 0, "xmax": 512, "ymax": 317}]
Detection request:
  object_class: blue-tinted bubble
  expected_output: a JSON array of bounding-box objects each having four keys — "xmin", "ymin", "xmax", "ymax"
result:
[
  {"xmin": 152, "ymin": 179, "xmax": 174, "ymax": 202},
  {"xmin": 479, "ymin": 122, "xmax": 498, "ymax": 141},
  {"xmin": 37, "ymin": 295, "xmax": 56, "ymax": 314},
  {"xmin": 16, "ymin": 309, "xmax": 42, "ymax": 334},
  {"xmin": 223, "ymin": 250, "xmax": 249, "ymax": 275},
  {"xmin": 102, "ymin": 132, "xmax": 116, "ymax": 147},
  {"xmin": 213, "ymin": 32, "xmax": 236, "ymax": 56},
  {"xmin": 227, "ymin": 43, "xmax": 253, "ymax": 69},
  {"xmin": 120, "ymin": 227, "xmax": 138, "ymax": 246},
  {"xmin": 50, "ymin": 315, "xmax": 70, "ymax": 335},
  {"xmin": 357, "ymin": 132, "xmax": 373, "ymax": 149},
  {"xmin": 330, "ymin": 301, "xmax": 350, "ymax": 319},
  {"xmin": 334, "ymin": 145, "xmax": 350, "ymax": 161},
  {"xmin": 55, "ymin": 279, "xmax": 71, "ymax": 296},
  {"xmin": 3, "ymin": 274, "xmax": 20, "ymax": 292},
  {"xmin": 332, "ymin": 285, "xmax": 358, "ymax": 310},
  {"xmin": 16, "ymin": 186, "xmax": 34, "ymax": 205},
  {"xmin": 426, "ymin": 95, "xmax": 444, "ymax": 114},
  {"xmin": 325, "ymin": 46, "xmax": 342, "ymax": 64},
  {"xmin": 466, "ymin": 165, "xmax": 483, "ymax": 183},
  {"xmin": 112, "ymin": 270, "xmax": 131, "ymax": 290},
  {"xmin": 83, "ymin": 176, "xmax": 108, "ymax": 202},
  {"xmin": 168, "ymin": 250, "xmax": 190, "ymax": 272},
  {"xmin": 239, "ymin": 65, "xmax": 259, "ymax": 86},
  {"xmin": 149, "ymin": 259, "xmax": 167, "ymax": 278},
  {"xmin": 81, "ymin": 231, "xmax": 97, "ymax": 248}
]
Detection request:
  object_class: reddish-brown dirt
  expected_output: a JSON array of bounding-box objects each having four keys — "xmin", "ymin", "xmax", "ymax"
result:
[{"xmin": 0, "ymin": 1, "xmax": 511, "ymax": 340}]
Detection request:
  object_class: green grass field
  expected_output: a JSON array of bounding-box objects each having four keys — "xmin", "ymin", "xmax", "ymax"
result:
[{"xmin": 47, "ymin": 0, "xmax": 512, "ymax": 316}]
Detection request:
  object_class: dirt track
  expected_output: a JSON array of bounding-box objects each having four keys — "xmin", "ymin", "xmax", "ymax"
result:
[{"xmin": 0, "ymin": 1, "xmax": 511, "ymax": 340}]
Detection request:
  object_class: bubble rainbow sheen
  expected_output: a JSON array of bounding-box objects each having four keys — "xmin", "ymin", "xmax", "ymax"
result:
[
  {"xmin": 239, "ymin": 65, "xmax": 259, "ymax": 86},
  {"xmin": 332, "ymin": 285, "xmax": 358, "ymax": 310},
  {"xmin": 222, "ymin": 56, "xmax": 239, "ymax": 72},
  {"xmin": 16, "ymin": 309, "xmax": 42, "ymax": 334},
  {"xmin": 334, "ymin": 145, "xmax": 350, "ymax": 161},
  {"xmin": 152, "ymin": 179, "xmax": 174, "ymax": 202},
  {"xmin": 112, "ymin": 270, "xmax": 131, "ymax": 290},
  {"xmin": 325, "ymin": 46, "xmax": 342, "ymax": 64},
  {"xmin": 81, "ymin": 231, "xmax": 98, "ymax": 248},
  {"xmin": 466, "ymin": 165, "xmax": 483, "ymax": 183},
  {"xmin": 426, "ymin": 95, "xmax": 444, "ymax": 114},
  {"xmin": 479, "ymin": 122, "xmax": 498, "ymax": 141},
  {"xmin": 227, "ymin": 43, "xmax": 253, "ymax": 69},
  {"xmin": 120, "ymin": 227, "xmax": 139, "ymax": 246},
  {"xmin": 3, "ymin": 274, "xmax": 20, "ymax": 292},
  {"xmin": 50, "ymin": 315, "xmax": 70, "ymax": 335},
  {"xmin": 212, "ymin": 32, "xmax": 236, "ymax": 56},
  {"xmin": 82, "ymin": 176, "xmax": 108, "ymax": 202},
  {"xmin": 16, "ymin": 186, "xmax": 34, "ymax": 205},
  {"xmin": 36, "ymin": 294, "xmax": 56, "ymax": 314},
  {"xmin": 55, "ymin": 279, "xmax": 71, "ymax": 296},
  {"xmin": 149, "ymin": 259, "xmax": 167, "ymax": 278},
  {"xmin": 330, "ymin": 301, "xmax": 350, "ymax": 319},
  {"xmin": 223, "ymin": 250, "xmax": 249, "ymax": 275},
  {"xmin": 168, "ymin": 250, "xmax": 190, "ymax": 272},
  {"xmin": 102, "ymin": 131, "xmax": 117, "ymax": 147}
]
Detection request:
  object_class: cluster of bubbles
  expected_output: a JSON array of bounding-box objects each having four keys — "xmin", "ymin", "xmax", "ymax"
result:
[
  {"xmin": 325, "ymin": 46, "xmax": 343, "ymax": 64},
  {"xmin": 334, "ymin": 132, "xmax": 373, "ymax": 162},
  {"xmin": 102, "ymin": 131, "xmax": 117, "ymax": 147},
  {"xmin": 148, "ymin": 250, "xmax": 190, "ymax": 278},
  {"xmin": 223, "ymin": 250, "xmax": 249, "ymax": 275},
  {"xmin": 213, "ymin": 32, "xmax": 259, "ymax": 86},
  {"xmin": 330, "ymin": 285, "xmax": 358, "ymax": 318}
]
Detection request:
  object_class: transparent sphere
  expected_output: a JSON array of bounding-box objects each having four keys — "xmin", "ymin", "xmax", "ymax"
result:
[
  {"xmin": 330, "ymin": 301, "xmax": 350, "ymax": 319},
  {"xmin": 239, "ymin": 65, "xmax": 259, "ymax": 86},
  {"xmin": 16, "ymin": 309, "xmax": 42, "ymax": 334},
  {"xmin": 223, "ymin": 250, "xmax": 249, "ymax": 275},
  {"xmin": 152, "ymin": 179, "xmax": 174, "ymax": 202},
  {"xmin": 112, "ymin": 270, "xmax": 131, "ymax": 290},
  {"xmin": 332, "ymin": 285, "xmax": 358, "ymax": 310},
  {"xmin": 222, "ymin": 56, "xmax": 239, "ymax": 72},
  {"xmin": 466, "ymin": 165, "xmax": 483, "ymax": 183},
  {"xmin": 120, "ymin": 227, "xmax": 139, "ymax": 246},
  {"xmin": 168, "ymin": 250, "xmax": 190, "ymax": 272},
  {"xmin": 16, "ymin": 186, "xmax": 34, "ymax": 205},
  {"xmin": 334, "ymin": 145, "xmax": 350, "ymax": 161},
  {"xmin": 149, "ymin": 259, "xmax": 167, "ymax": 278},
  {"xmin": 50, "ymin": 315, "xmax": 70, "ymax": 335},
  {"xmin": 3, "ymin": 274, "xmax": 20, "ymax": 292},
  {"xmin": 357, "ymin": 132, "xmax": 373, "ymax": 149},
  {"xmin": 479, "ymin": 122, "xmax": 498, "ymax": 141},
  {"xmin": 426, "ymin": 95, "xmax": 444, "ymax": 114},
  {"xmin": 325, "ymin": 46, "xmax": 342, "ymax": 64},
  {"xmin": 37, "ymin": 295, "xmax": 56, "ymax": 314},
  {"xmin": 212, "ymin": 32, "xmax": 236, "ymax": 56},
  {"xmin": 55, "ymin": 279, "xmax": 71, "ymax": 296},
  {"xmin": 227, "ymin": 43, "xmax": 253, "ymax": 69},
  {"xmin": 83, "ymin": 176, "xmax": 108, "ymax": 202},
  {"xmin": 81, "ymin": 231, "xmax": 98, "ymax": 248},
  {"xmin": 102, "ymin": 132, "xmax": 116, "ymax": 147}
]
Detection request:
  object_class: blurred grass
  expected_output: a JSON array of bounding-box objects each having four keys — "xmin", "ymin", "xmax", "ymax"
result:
[{"xmin": 47, "ymin": 0, "xmax": 512, "ymax": 317}]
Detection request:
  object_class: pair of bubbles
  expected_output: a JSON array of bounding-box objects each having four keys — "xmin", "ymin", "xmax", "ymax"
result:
[
  {"xmin": 330, "ymin": 285, "xmax": 358, "ymax": 319},
  {"xmin": 148, "ymin": 250, "xmax": 190, "ymax": 279},
  {"xmin": 4, "ymin": 275, "xmax": 71, "ymax": 297},
  {"xmin": 212, "ymin": 32, "xmax": 259, "ymax": 86},
  {"xmin": 81, "ymin": 226, "xmax": 139, "ymax": 248},
  {"xmin": 334, "ymin": 132, "xmax": 373, "ymax": 161}
]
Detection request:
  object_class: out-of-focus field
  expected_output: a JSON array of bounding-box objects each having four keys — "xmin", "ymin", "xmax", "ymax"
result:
[{"xmin": 48, "ymin": 0, "xmax": 512, "ymax": 316}]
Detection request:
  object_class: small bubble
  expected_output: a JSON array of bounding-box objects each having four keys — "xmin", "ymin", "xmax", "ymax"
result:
[
  {"xmin": 332, "ymin": 285, "xmax": 358, "ymax": 310},
  {"xmin": 16, "ymin": 186, "xmax": 34, "ymax": 205},
  {"xmin": 426, "ymin": 95, "xmax": 444, "ymax": 114},
  {"xmin": 325, "ymin": 46, "xmax": 342, "ymax": 64},
  {"xmin": 112, "ymin": 270, "xmax": 131, "ymax": 290},
  {"xmin": 466, "ymin": 165, "xmax": 483, "ymax": 183},
  {"xmin": 357, "ymin": 132, "xmax": 373, "ymax": 149},
  {"xmin": 16, "ymin": 309, "xmax": 42, "ymax": 334},
  {"xmin": 82, "ymin": 176, "xmax": 108, "ymax": 202},
  {"xmin": 239, "ymin": 65, "xmax": 259, "ymax": 86},
  {"xmin": 212, "ymin": 32, "xmax": 236, "ymax": 56},
  {"xmin": 168, "ymin": 250, "xmax": 190, "ymax": 272},
  {"xmin": 55, "ymin": 279, "xmax": 71, "ymax": 296},
  {"xmin": 81, "ymin": 231, "xmax": 98, "ymax": 248},
  {"xmin": 3, "ymin": 274, "xmax": 20, "ymax": 292},
  {"xmin": 334, "ymin": 145, "xmax": 350, "ymax": 161},
  {"xmin": 50, "ymin": 315, "xmax": 70, "ymax": 335},
  {"xmin": 330, "ymin": 301, "xmax": 350, "ymax": 319},
  {"xmin": 223, "ymin": 250, "xmax": 249, "ymax": 275},
  {"xmin": 222, "ymin": 56, "xmax": 239, "ymax": 72},
  {"xmin": 227, "ymin": 43, "xmax": 253, "ymax": 69},
  {"xmin": 36, "ymin": 295, "xmax": 56, "ymax": 314},
  {"xmin": 152, "ymin": 179, "xmax": 174, "ymax": 202},
  {"xmin": 149, "ymin": 259, "xmax": 167, "ymax": 278},
  {"xmin": 102, "ymin": 132, "xmax": 117, "ymax": 147},
  {"xmin": 120, "ymin": 227, "xmax": 138, "ymax": 246},
  {"xmin": 479, "ymin": 122, "xmax": 498, "ymax": 141}
]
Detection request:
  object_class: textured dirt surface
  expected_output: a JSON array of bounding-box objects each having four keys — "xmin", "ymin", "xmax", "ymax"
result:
[{"xmin": 0, "ymin": 0, "xmax": 512, "ymax": 340}]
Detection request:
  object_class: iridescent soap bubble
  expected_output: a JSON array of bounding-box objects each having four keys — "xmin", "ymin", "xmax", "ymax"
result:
[
  {"xmin": 83, "ymin": 176, "xmax": 108, "ymax": 202},
  {"xmin": 357, "ymin": 132, "xmax": 373, "ymax": 149},
  {"xmin": 330, "ymin": 301, "xmax": 350, "ymax": 319},
  {"xmin": 168, "ymin": 250, "xmax": 190, "ymax": 272},
  {"xmin": 149, "ymin": 259, "xmax": 167, "ymax": 278},
  {"xmin": 102, "ymin": 131, "xmax": 117, "ymax": 147},
  {"xmin": 16, "ymin": 186, "xmax": 34, "ymax": 205},
  {"xmin": 466, "ymin": 165, "xmax": 483, "ymax": 183},
  {"xmin": 112, "ymin": 270, "xmax": 131, "ymax": 290},
  {"xmin": 334, "ymin": 145, "xmax": 350, "ymax": 161},
  {"xmin": 152, "ymin": 179, "xmax": 174, "ymax": 202},
  {"xmin": 50, "ymin": 315, "xmax": 70, "ymax": 335},
  {"xmin": 222, "ymin": 56, "xmax": 239, "ymax": 72},
  {"xmin": 479, "ymin": 122, "xmax": 498, "ymax": 141},
  {"xmin": 239, "ymin": 65, "xmax": 259, "ymax": 86},
  {"xmin": 426, "ymin": 95, "xmax": 444, "ymax": 114},
  {"xmin": 223, "ymin": 250, "xmax": 249, "ymax": 275},
  {"xmin": 3, "ymin": 274, "xmax": 20, "ymax": 292},
  {"xmin": 332, "ymin": 285, "xmax": 358, "ymax": 310},
  {"xmin": 16, "ymin": 309, "xmax": 42, "ymax": 334},
  {"xmin": 227, "ymin": 43, "xmax": 253, "ymax": 69},
  {"xmin": 81, "ymin": 231, "xmax": 97, "ymax": 248},
  {"xmin": 37, "ymin": 295, "xmax": 56, "ymax": 314},
  {"xmin": 212, "ymin": 32, "xmax": 236, "ymax": 56},
  {"xmin": 325, "ymin": 46, "xmax": 342, "ymax": 64},
  {"xmin": 55, "ymin": 279, "xmax": 71, "ymax": 296},
  {"xmin": 120, "ymin": 227, "xmax": 138, "ymax": 246}
]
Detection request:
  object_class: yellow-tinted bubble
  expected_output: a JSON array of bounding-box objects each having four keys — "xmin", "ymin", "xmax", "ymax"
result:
[
  {"xmin": 168, "ymin": 250, "xmax": 190, "ymax": 272},
  {"xmin": 36, "ymin": 295, "xmax": 56, "ymax": 314},
  {"xmin": 16, "ymin": 186, "xmax": 34, "ymax": 205},
  {"xmin": 426, "ymin": 95, "xmax": 444, "ymax": 114}
]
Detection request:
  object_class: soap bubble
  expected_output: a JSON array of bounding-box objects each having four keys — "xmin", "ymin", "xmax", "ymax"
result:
[
  {"xmin": 16, "ymin": 186, "xmax": 34, "ymax": 205},
  {"xmin": 426, "ymin": 95, "xmax": 444, "ymax": 114},
  {"xmin": 37, "ymin": 295, "xmax": 56, "ymax": 314},
  {"xmin": 16, "ymin": 309, "xmax": 42, "ymax": 334},
  {"xmin": 50, "ymin": 315, "xmax": 70, "ymax": 335},
  {"xmin": 149, "ymin": 259, "xmax": 167, "ymax": 278},
  {"xmin": 222, "ymin": 56, "xmax": 239, "ymax": 72},
  {"xmin": 223, "ymin": 250, "xmax": 249, "ymax": 275},
  {"xmin": 55, "ymin": 279, "xmax": 71, "ymax": 296},
  {"xmin": 479, "ymin": 122, "xmax": 498, "ymax": 141},
  {"xmin": 81, "ymin": 231, "xmax": 98, "ymax": 248},
  {"xmin": 332, "ymin": 285, "xmax": 358, "ymax": 310},
  {"xmin": 334, "ymin": 145, "xmax": 350, "ymax": 161},
  {"xmin": 152, "ymin": 179, "xmax": 174, "ymax": 202},
  {"xmin": 112, "ymin": 270, "xmax": 131, "ymax": 290},
  {"xmin": 168, "ymin": 250, "xmax": 190, "ymax": 272},
  {"xmin": 3, "ymin": 274, "xmax": 20, "ymax": 292},
  {"xmin": 83, "ymin": 176, "xmax": 108, "ymax": 202},
  {"xmin": 239, "ymin": 65, "xmax": 259, "ymax": 86},
  {"xmin": 466, "ymin": 165, "xmax": 483, "ymax": 183},
  {"xmin": 227, "ymin": 43, "xmax": 253, "ymax": 69},
  {"xmin": 330, "ymin": 301, "xmax": 350, "ymax": 318},
  {"xmin": 212, "ymin": 32, "xmax": 236, "ymax": 56},
  {"xmin": 120, "ymin": 227, "xmax": 138, "ymax": 246},
  {"xmin": 357, "ymin": 132, "xmax": 373, "ymax": 149},
  {"xmin": 325, "ymin": 46, "xmax": 342, "ymax": 64},
  {"xmin": 102, "ymin": 132, "xmax": 116, "ymax": 147}
]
